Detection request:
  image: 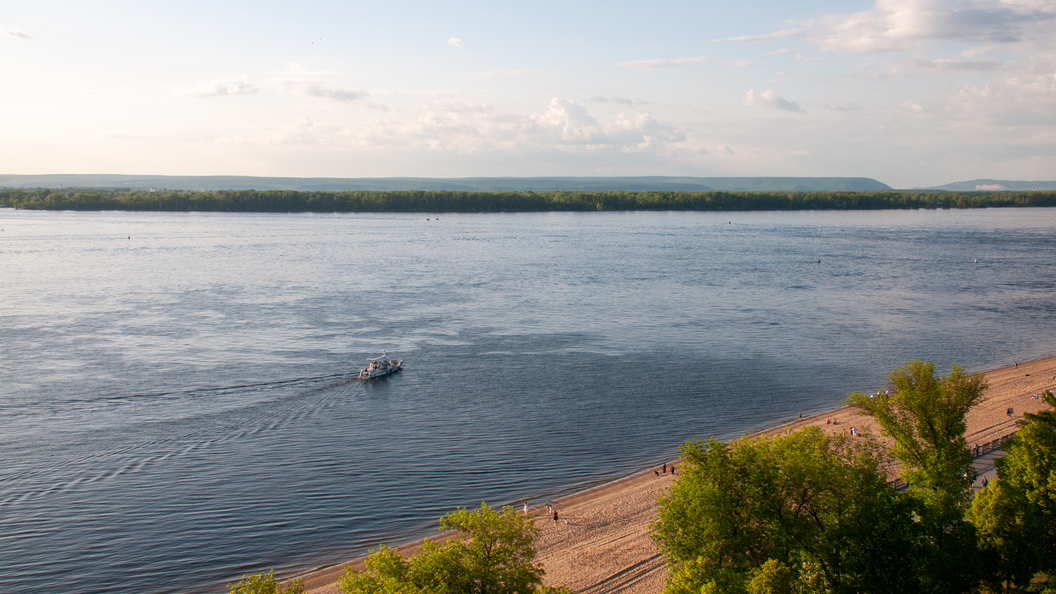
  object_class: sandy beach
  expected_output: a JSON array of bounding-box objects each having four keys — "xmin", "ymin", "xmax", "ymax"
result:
[{"xmin": 298, "ymin": 356, "xmax": 1056, "ymax": 594}]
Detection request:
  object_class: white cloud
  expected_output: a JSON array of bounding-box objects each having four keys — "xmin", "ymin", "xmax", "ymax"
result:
[
  {"xmin": 727, "ymin": 59, "xmax": 763, "ymax": 68},
  {"xmin": 185, "ymin": 79, "xmax": 258, "ymax": 97},
  {"xmin": 742, "ymin": 89, "xmax": 806, "ymax": 113},
  {"xmin": 804, "ymin": 0, "xmax": 1056, "ymax": 53},
  {"xmin": 910, "ymin": 57, "xmax": 1003, "ymax": 70},
  {"xmin": 2, "ymin": 28, "xmax": 32, "ymax": 40},
  {"xmin": 302, "ymin": 83, "xmax": 368, "ymax": 102},
  {"xmin": 468, "ymin": 69, "xmax": 541, "ymax": 78},
  {"xmin": 713, "ymin": 29, "xmax": 804, "ymax": 43},
  {"xmin": 588, "ymin": 95, "xmax": 646, "ymax": 106},
  {"xmin": 229, "ymin": 98, "xmax": 688, "ymax": 155},
  {"xmin": 447, "ymin": 38, "xmax": 469, "ymax": 49},
  {"xmin": 718, "ymin": 145, "xmax": 736, "ymax": 155},
  {"xmin": 616, "ymin": 56, "xmax": 712, "ymax": 69}
]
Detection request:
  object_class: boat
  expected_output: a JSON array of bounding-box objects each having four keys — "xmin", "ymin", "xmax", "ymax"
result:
[{"xmin": 356, "ymin": 352, "xmax": 403, "ymax": 379}]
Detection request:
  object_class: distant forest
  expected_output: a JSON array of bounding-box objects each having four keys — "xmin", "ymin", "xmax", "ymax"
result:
[{"xmin": 2, "ymin": 188, "xmax": 1055, "ymax": 213}]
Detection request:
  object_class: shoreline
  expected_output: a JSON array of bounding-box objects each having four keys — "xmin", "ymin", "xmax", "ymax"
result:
[{"xmin": 295, "ymin": 356, "xmax": 1056, "ymax": 594}]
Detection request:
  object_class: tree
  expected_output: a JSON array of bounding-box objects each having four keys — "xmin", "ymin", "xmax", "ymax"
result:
[
  {"xmin": 652, "ymin": 427, "xmax": 920, "ymax": 594},
  {"xmin": 1001, "ymin": 389, "xmax": 1056, "ymax": 572},
  {"xmin": 970, "ymin": 478, "xmax": 1039, "ymax": 593},
  {"xmin": 848, "ymin": 361, "xmax": 987, "ymax": 494},
  {"xmin": 339, "ymin": 502, "xmax": 571, "ymax": 594},
  {"xmin": 228, "ymin": 570, "xmax": 304, "ymax": 594},
  {"xmin": 974, "ymin": 389, "xmax": 1056, "ymax": 590},
  {"xmin": 849, "ymin": 361, "xmax": 988, "ymax": 594}
]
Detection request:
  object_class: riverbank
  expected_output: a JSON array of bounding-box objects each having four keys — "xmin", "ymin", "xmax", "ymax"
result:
[{"xmin": 296, "ymin": 356, "xmax": 1056, "ymax": 594}]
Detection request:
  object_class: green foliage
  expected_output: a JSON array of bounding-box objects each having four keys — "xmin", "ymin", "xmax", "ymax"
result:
[
  {"xmin": 748, "ymin": 559, "xmax": 795, "ymax": 594},
  {"xmin": 849, "ymin": 361, "xmax": 986, "ymax": 495},
  {"xmin": 653, "ymin": 427, "xmax": 920, "ymax": 594},
  {"xmin": 988, "ymin": 390, "xmax": 1056, "ymax": 577},
  {"xmin": 339, "ymin": 502, "xmax": 561, "ymax": 594},
  {"xmin": 227, "ymin": 570, "xmax": 304, "ymax": 594},
  {"xmin": 971, "ymin": 478, "xmax": 1040, "ymax": 592},
  {"xmin": 849, "ymin": 361, "xmax": 988, "ymax": 594},
  {"xmin": 3, "ymin": 187, "xmax": 1056, "ymax": 213}
]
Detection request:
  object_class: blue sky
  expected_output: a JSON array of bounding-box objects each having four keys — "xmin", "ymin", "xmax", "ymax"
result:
[{"xmin": 2, "ymin": 0, "xmax": 1054, "ymax": 187}]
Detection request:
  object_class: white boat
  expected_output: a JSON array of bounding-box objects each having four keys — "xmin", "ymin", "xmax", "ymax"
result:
[{"xmin": 356, "ymin": 352, "xmax": 403, "ymax": 379}]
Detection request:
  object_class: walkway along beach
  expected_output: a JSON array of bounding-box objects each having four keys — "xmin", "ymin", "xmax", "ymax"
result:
[{"xmin": 295, "ymin": 356, "xmax": 1056, "ymax": 594}]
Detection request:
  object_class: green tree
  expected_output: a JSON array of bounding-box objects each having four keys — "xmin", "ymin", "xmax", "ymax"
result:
[
  {"xmin": 974, "ymin": 389, "xmax": 1056, "ymax": 590},
  {"xmin": 849, "ymin": 361, "xmax": 988, "ymax": 594},
  {"xmin": 227, "ymin": 570, "xmax": 304, "ymax": 594},
  {"xmin": 339, "ymin": 502, "xmax": 570, "ymax": 594},
  {"xmin": 848, "ymin": 361, "xmax": 986, "ymax": 493},
  {"xmin": 970, "ymin": 478, "xmax": 1039, "ymax": 593},
  {"xmin": 653, "ymin": 427, "xmax": 919, "ymax": 594}
]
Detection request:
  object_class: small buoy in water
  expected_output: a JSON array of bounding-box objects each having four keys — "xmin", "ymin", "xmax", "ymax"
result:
[
  {"xmin": 974, "ymin": 259, "xmax": 978, "ymax": 263},
  {"xmin": 817, "ymin": 259, "xmax": 821, "ymax": 263}
]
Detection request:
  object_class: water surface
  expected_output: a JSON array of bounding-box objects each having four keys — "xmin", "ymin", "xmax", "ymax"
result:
[{"xmin": 1, "ymin": 208, "xmax": 1054, "ymax": 593}]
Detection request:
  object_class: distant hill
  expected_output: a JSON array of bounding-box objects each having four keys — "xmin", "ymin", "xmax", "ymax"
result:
[
  {"xmin": 926, "ymin": 179, "xmax": 1056, "ymax": 191},
  {"xmin": 0, "ymin": 174, "xmax": 891, "ymax": 192}
]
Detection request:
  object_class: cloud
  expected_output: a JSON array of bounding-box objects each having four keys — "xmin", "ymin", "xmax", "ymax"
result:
[
  {"xmin": 588, "ymin": 95, "xmax": 646, "ymax": 106},
  {"xmin": 303, "ymin": 83, "xmax": 368, "ymax": 102},
  {"xmin": 239, "ymin": 97, "xmax": 688, "ymax": 155},
  {"xmin": 910, "ymin": 57, "xmax": 1003, "ymax": 70},
  {"xmin": 468, "ymin": 69, "xmax": 541, "ymax": 78},
  {"xmin": 742, "ymin": 89, "xmax": 806, "ymax": 113},
  {"xmin": 447, "ymin": 38, "xmax": 469, "ymax": 49},
  {"xmin": 727, "ymin": 59, "xmax": 763, "ymax": 68},
  {"xmin": 716, "ymin": 1, "xmax": 1056, "ymax": 54},
  {"xmin": 718, "ymin": 145, "xmax": 736, "ymax": 155},
  {"xmin": 2, "ymin": 28, "xmax": 32, "ymax": 40},
  {"xmin": 185, "ymin": 79, "xmax": 258, "ymax": 97},
  {"xmin": 616, "ymin": 56, "xmax": 712, "ymax": 69},
  {"xmin": 805, "ymin": 0, "xmax": 1056, "ymax": 53},
  {"xmin": 713, "ymin": 29, "xmax": 804, "ymax": 43}
]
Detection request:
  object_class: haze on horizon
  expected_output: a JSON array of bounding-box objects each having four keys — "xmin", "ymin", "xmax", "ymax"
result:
[{"xmin": 2, "ymin": 0, "xmax": 1054, "ymax": 189}]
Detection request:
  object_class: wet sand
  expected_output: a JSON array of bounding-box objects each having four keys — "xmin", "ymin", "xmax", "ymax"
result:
[{"xmin": 297, "ymin": 356, "xmax": 1056, "ymax": 594}]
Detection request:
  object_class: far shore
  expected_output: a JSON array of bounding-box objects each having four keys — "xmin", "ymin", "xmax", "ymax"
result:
[{"xmin": 293, "ymin": 356, "xmax": 1056, "ymax": 594}]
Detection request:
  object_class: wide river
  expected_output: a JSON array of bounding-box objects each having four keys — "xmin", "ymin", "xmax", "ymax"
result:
[{"xmin": 2, "ymin": 208, "xmax": 1055, "ymax": 593}]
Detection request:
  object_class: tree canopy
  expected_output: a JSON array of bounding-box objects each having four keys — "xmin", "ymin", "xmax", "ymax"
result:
[
  {"xmin": 227, "ymin": 570, "xmax": 304, "ymax": 594},
  {"xmin": 848, "ymin": 361, "xmax": 987, "ymax": 495},
  {"xmin": 653, "ymin": 427, "xmax": 919, "ymax": 594},
  {"xmin": 971, "ymin": 390, "xmax": 1056, "ymax": 592},
  {"xmin": 339, "ymin": 502, "xmax": 570, "ymax": 594}
]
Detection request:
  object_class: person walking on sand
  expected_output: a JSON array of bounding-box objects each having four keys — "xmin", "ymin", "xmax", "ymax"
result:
[
  {"xmin": 523, "ymin": 502, "xmax": 528, "ymax": 516},
  {"xmin": 662, "ymin": 463, "xmax": 667, "ymax": 474},
  {"xmin": 553, "ymin": 510, "xmax": 559, "ymax": 523}
]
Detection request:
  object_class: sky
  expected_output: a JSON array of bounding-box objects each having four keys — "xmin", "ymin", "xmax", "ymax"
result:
[{"xmin": 2, "ymin": 0, "xmax": 1054, "ymax": 188}]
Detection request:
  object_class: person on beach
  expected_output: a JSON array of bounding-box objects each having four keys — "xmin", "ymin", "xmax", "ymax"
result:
[
  {"xmin": 662, "ymin": 463, "xmax": 667, "ymax": 474},
  {"xmin": 523, "ymin": 502, "xmax": 528, "ymax": 516},
  {"xmin": 553, "ymin": 510, "xmax": 559, "ymax": 523},
  {"xmin": 671, "ymin": 465, "xmax": 676, "ymax": 475}
]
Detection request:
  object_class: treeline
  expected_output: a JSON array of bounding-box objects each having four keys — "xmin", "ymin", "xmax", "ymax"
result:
[{"xmin": 3, "ymin": 188, "xmax": 1056, "ymax": 213}]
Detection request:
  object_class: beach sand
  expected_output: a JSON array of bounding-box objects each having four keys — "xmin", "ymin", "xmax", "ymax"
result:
[{"xmin": 298, "ymin": 356, "xmax": 1056, "ymax": 594}]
